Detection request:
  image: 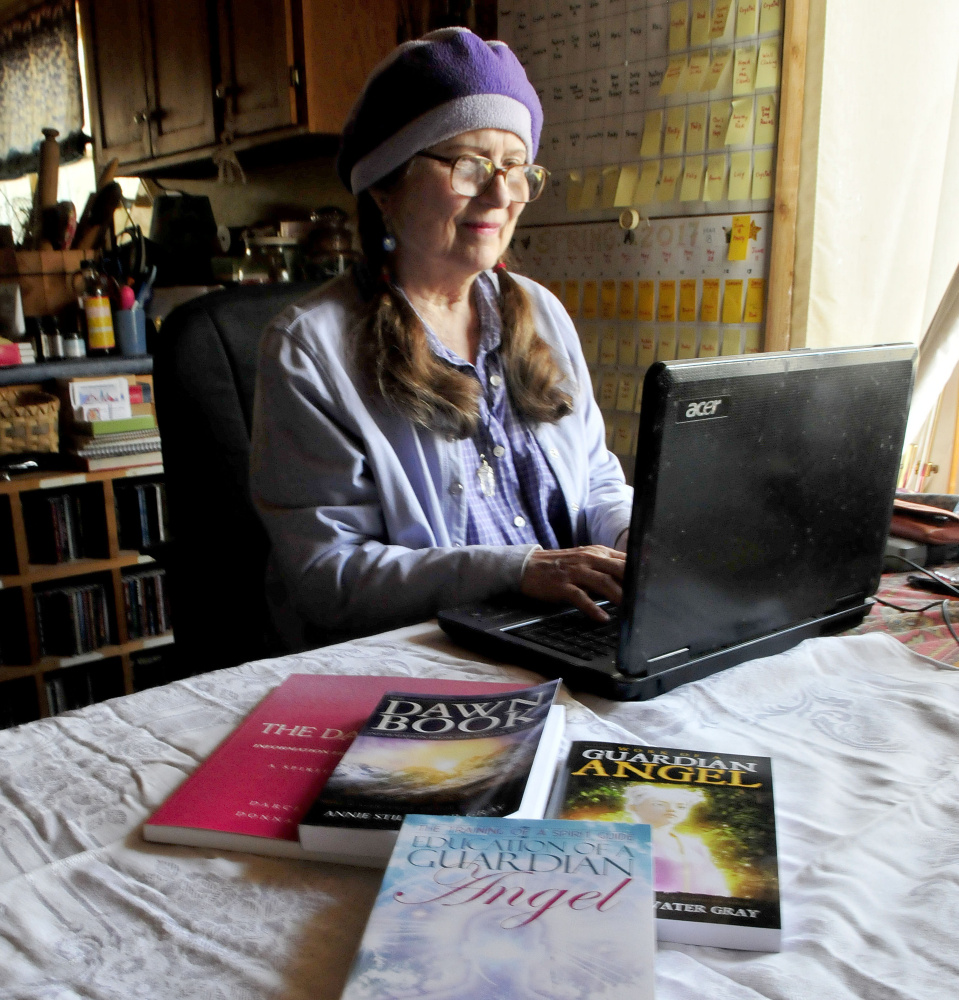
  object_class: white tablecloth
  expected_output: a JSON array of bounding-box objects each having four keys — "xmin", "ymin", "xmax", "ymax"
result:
[{"xmin": 1, "ymin": 625, "xmax": 957, "ymax": 1000}]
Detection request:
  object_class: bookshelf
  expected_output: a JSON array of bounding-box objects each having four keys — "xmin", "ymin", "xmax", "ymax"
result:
[{"xmin": 0, "ymin": 464, "xmax": 177, "ymax": 727}]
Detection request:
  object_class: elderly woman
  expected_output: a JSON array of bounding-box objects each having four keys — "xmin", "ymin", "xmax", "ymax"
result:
[{"xmin": 250, "ymin": 28, "xmax": 633, "ymax": 649}]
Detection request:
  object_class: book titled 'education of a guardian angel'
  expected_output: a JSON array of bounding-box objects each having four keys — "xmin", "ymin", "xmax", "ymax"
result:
[{"xmin": 338, "ymin": 814, "xmax": 655, "ymax": 1000}]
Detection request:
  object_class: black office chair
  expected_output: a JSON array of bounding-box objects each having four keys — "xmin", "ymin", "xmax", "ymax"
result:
[{"xmin": 154, "ymin": 282, "xmax": 319, "ymax": 675}]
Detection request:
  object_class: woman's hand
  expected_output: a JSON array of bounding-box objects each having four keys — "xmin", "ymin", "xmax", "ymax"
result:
[{"xmin": 519, "ymin": 545, "xmax": 627, "ymax": 622}]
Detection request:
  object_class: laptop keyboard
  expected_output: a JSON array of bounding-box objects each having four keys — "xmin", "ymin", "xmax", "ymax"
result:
[{"xmin": 509, "ymin": 606, "xmax": 621, "ymax": 662}]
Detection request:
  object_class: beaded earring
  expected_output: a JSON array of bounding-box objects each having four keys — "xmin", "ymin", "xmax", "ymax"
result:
[{"xmin": 382, "ymin": 233, "xmax": 397, "ymax": 253}]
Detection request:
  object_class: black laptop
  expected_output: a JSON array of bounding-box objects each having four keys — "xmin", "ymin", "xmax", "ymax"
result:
[{"xmin": 438, "ymin": 343, "xmax": 917, "ymax": 699}]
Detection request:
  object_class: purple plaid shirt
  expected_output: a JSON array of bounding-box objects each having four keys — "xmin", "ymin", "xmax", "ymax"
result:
[{"xmin": 415, "ymin": 274, "xmax": 572, "ymax": 549}]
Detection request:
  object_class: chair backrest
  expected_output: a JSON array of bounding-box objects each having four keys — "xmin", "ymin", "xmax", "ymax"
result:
[{"xmin": 154, "ymin": 282, "xmax": 319, "ymax": 674}]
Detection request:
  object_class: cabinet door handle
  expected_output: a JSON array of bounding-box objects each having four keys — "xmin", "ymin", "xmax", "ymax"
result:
[
  {"xmin": 215, "ymin": 83, "xmax": 238, "ymax": 100},
  {"xmin": 132, "ymin": 110, "xmax": 148, "ymax": 125}
]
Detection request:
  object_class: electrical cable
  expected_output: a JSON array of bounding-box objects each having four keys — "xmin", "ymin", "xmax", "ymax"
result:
[{"xmin": 877, "ymin": 553, "xmax": 959, "ymax": 653}]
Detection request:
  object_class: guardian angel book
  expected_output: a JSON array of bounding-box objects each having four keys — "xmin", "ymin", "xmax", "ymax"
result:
[
  {"xmin": 553, "ymin": 740, "xmax": 781, "ymax": 950},
  {"xmin": 339, "ymin": 814, "xmax": 655, "ymax": 1000}
]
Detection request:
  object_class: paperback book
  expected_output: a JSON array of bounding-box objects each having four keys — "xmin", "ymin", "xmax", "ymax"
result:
[
  {"xmin": 299, "ymin": 679, "xmax": 564, "ymax": 865},
  {"xmin": 143, "ymin": 674, "xmax": 538, "ymax": 859},
  {"xmin": 339, "ymin": 814, "xmax": 654, "ymax": 1000},
  {"xmin": 553, "ymin": 740, "xmax": 781, "ymax": 951}
]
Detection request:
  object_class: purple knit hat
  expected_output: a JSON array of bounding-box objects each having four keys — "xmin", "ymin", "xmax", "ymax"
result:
[{"xmin": 337, "ymin": 28, "xmax": 543, "ymax": 195}]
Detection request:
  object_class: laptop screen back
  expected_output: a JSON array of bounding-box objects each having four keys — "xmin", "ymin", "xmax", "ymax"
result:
[{"xmin": 618, "ymin": 344, "xmax": 916, "ymax": 678}]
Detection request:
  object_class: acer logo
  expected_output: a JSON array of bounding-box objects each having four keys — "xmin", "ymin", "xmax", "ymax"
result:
[{"xmin": 678, "ymin": 396, "xmax": 730, "ymax": 422}]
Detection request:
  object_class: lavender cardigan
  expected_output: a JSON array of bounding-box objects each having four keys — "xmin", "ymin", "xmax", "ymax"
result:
[{"xmin": 249, "ymin": 271, "xmax": 632, "ymax": 647}]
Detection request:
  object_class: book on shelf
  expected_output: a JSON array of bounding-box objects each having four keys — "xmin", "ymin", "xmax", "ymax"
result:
[
  {"xmin": 298, "ymin": 679, "xmax": 564, "ymax": 866},
  {"xmin": 69, "ymin": 414, "xmax": 157, "ymax": 436},
  {"xmin": 70, "ymin": 427, "xmax": 161, "ymax": 448},
  {"xmin": 551, "ymin": 740, "xmax": 781, "ymax": 951},
  {"xmin": 339, "ymin": 813, "xmax": 655, "ymax": 1000},
  {"xmin": 72, "ymin": 436, "xmax": 162, "ymax": 458},
  {"xmin": 0, "ymin": 341, "xmax": 35, "ymax": 366},
  {"xmin": 74, "ymin": 450, "xmax": 163, "ymax": 472},
  {"xmin": 143, "ymin": 674, "xmax": 548, "ymax": 859}
]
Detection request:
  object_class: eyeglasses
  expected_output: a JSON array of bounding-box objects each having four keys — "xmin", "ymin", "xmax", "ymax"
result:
[{"xmin": 416, "ymin": 152, "xmax": 550, "ymax": 203}]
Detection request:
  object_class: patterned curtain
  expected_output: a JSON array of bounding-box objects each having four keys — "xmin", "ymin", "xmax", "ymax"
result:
[{"xmin": 0, "ymin": 0, "xmax": 85, "ymax": 181}]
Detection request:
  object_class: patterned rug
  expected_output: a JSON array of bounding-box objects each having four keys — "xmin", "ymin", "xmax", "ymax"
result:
[{"xmin": 847, "ymin": 568, "xmax": 959, "ymax": 666}]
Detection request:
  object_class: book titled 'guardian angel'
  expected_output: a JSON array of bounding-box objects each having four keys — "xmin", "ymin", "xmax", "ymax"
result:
[
  {"xmin": 339, "ymin": 814, "xmax": 655, "ymax": 1000},
  {"xmin": 299, "ymin": 680, "xmax": 564, "ymax": 865},
  {"xmin": 554, "ymin": 740, "xmax": 781, "ymax": 951}
]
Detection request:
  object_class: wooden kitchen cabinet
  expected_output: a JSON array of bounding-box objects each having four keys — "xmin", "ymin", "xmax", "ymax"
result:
[
  {"xmin": 80, "ymin": 0, "xmax": 216, "ymax": 167},
  {"xmin": 80, "ymin": 0, "xmax": 400, "ymax": 173}
]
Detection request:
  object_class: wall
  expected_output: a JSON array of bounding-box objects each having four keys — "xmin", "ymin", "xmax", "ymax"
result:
[{"xmin": 152, "ymin": 155, "xmax": 353, "ymax": 230}]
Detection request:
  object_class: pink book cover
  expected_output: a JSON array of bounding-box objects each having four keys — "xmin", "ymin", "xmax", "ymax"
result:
[{"xmin": 142, "ymin": 674, "xmax": 527, "ymax": 858}]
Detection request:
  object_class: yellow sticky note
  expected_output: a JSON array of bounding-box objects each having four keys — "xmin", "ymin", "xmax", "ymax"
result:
[
  {"xmin": 613, "ymin": 414, "xmax": 635, "ymax": 454},
  {"xmin": 669, "ymin": 1, "xmax": 689, "ymax": 51},
  {"xmin": 658, "ymin": 327, "xmax": 678, "ymax": 360},
  {"xmin": 640, "ymin": 110, "xmax": 664, "ymax": 157},
  {"xmin": 755, "ymin": 39, "xmax": 780, "ymax": 90},
  {"xmin": 659, "ymin": 158, "xmax": 683, "ymax": 201},
  {"xmin": 619, "ymin": 281, "xmax": 637, "ymax": 320},
  {"xmin": 686, "ymin": 103, "xmax": 708, "ymax": 153},
  {"xmin": 660, "ymin": 55, "xmax": 687, "ymax": 96},
  {"xmin": 759, "ymin": 0, "xmax": 782, "ymax": 34},
  {"xmin": 658, "ymin": 280, "xmax": 677, "ymax": 322},
  {"xmin": 679, "ymin": 279, "xmax": 698, "ymax": 321},
  {"xmin": 722, "ymin": 280, "xmax": 744, "ymax": 323},
  {"xmin": 680, "ymin": 157, "xmax": 704, "ymax": 201},
  {"xmin": 600, "ymin": 325, "xmax": 618, "ymax": 364},
  {"xmin": 744, "ymin": 278, "xmax": 766, "ymax": 323},
  {"xmin": 700, "ymin": 278, "xmax": 720, "ymax": 322},
  {"xmin": 637, "ymin": 281, "xmax": 656, "ymax": 322},
  {"xmin": 579, "ymin": 324, "xmax": 599, "ymax": 363},
  {"xmin": 726, "ymin": 97, "xmax": 754, "ymax": 146},
  {"xmin": 728, "ymin": 150, "xmax": 752, "ymax": 198},
  {"xmin": 703, "ymin": 47, "xmax": 733, "ymax": 91},
  {"xmin": 600, "ymin": 167, "xmax": 620, "ymax": 208},
  {"xmin": 599, "ymin": 373, "xmax": 619, "ymax": 409},
  {"xmin": 683, "ymin": 50, "xmax": 711, "ymax": 92},
  {"xmin": 564, "ymin": 280, "xmax": 581, "ymax": 316},
  {"xmin": 614, "ymin": 164, "xmax": 639, "ymax": 206},
  {"xmin": 733, "ymin": 45, "xmax": 757, "ymax": 95},
  {"xmin": 755, "ymin": 93, "xmax": 778, "ymax": 144},
  {"xmin": 698, "ymin": 329, "xmax": 721, "ymax": 356},
  {"xmin": 727, "ymin": 214, "xmax": 752, "ymax": 260},
  {"xmin": 704, "ymin": 154, "xmax": 728, "ymax": 200},
  {"xmin": 663, "ymin": 106, "xmax": 687, "ymax": 155},
  {"xmin": 581, "ymin": 280, "xmax": 599, "ymax": 319},
  {"xmin": 566, "ymin": 171, "xmax": 584, "ymax": 213},
  {"xmin": 638, "ymin": 326, "xmax": 657, "ymax": 367},
  {"xmin": 690, "ymin": 0, "xmax": 712, "ymax": 46},
  {"xmin": 676, "ymin": 327, "xmax": 698, "ymax": 358},
  {"xmin": 722, "ymin": 328, "xmax": 743, "ymax": 354},
  {"xmin": 616, "ymin": 373, "xmax": 638, "ymax": 411},
  {"xmin": 547, "ymin": 280, "xmax": 563, "ymax": 301},
  {"xmin": 752, "ymin": 148, "xmax": 774, "ymax": 199},
  {"xmin": 736, "ymin": 0, "xmax": 759, "ymax": 38},
  {"xmin": 743, "ymin": 327, "xmax": 762, "ymax": 353},
  {"xmin": 579, "ymin": 167, "xmax": 602, "ymax": 209},
  {"xmin": 708, "ymin": 102, "xmax": 731, "ymax": 149},
  {"xmin": 634, "ymin": 161, "xmax": 660, "ymax": 204},
  {"xmin": 711, "ymin": 0, "xmax": 733, "ymax": 39},
  {"xmin": 600, "ymin": 280, "xmax": 618, "ymax": 319},
  {"xmin": 604, "ymin": 414, "xmax": 615, "ymax": 449},
  {"xmin": 618, "ymin": 326, "xmax": 638, "ymax": 365}
]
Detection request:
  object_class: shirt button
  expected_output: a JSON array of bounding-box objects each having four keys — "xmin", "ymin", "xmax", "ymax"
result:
[
  {"xmin": 513, "ymin": 515, "xmax": 526, "ymax": 527},
  {"xmin": 571, "ymin": 504, "xmax": 580, "ymax": 512},
  {"xmin": 490, "ymin": 374, "xmax": 503, "ymax": 387},
  {"xmin": 449, "ymin": 482, "xmax": 464, "ymax": 496},
  {"xmin": 492, "ymin": 445, "xmax": 506, "ymax": 458},
  {"xmin": 549, "ymin": 447, "xmax": 559, "ymax": 458}
]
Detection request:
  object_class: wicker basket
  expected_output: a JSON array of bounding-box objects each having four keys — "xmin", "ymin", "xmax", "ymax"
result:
[{"xmin": 0, "ymin": 385, "xmax": 59, "ymax": 455}]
